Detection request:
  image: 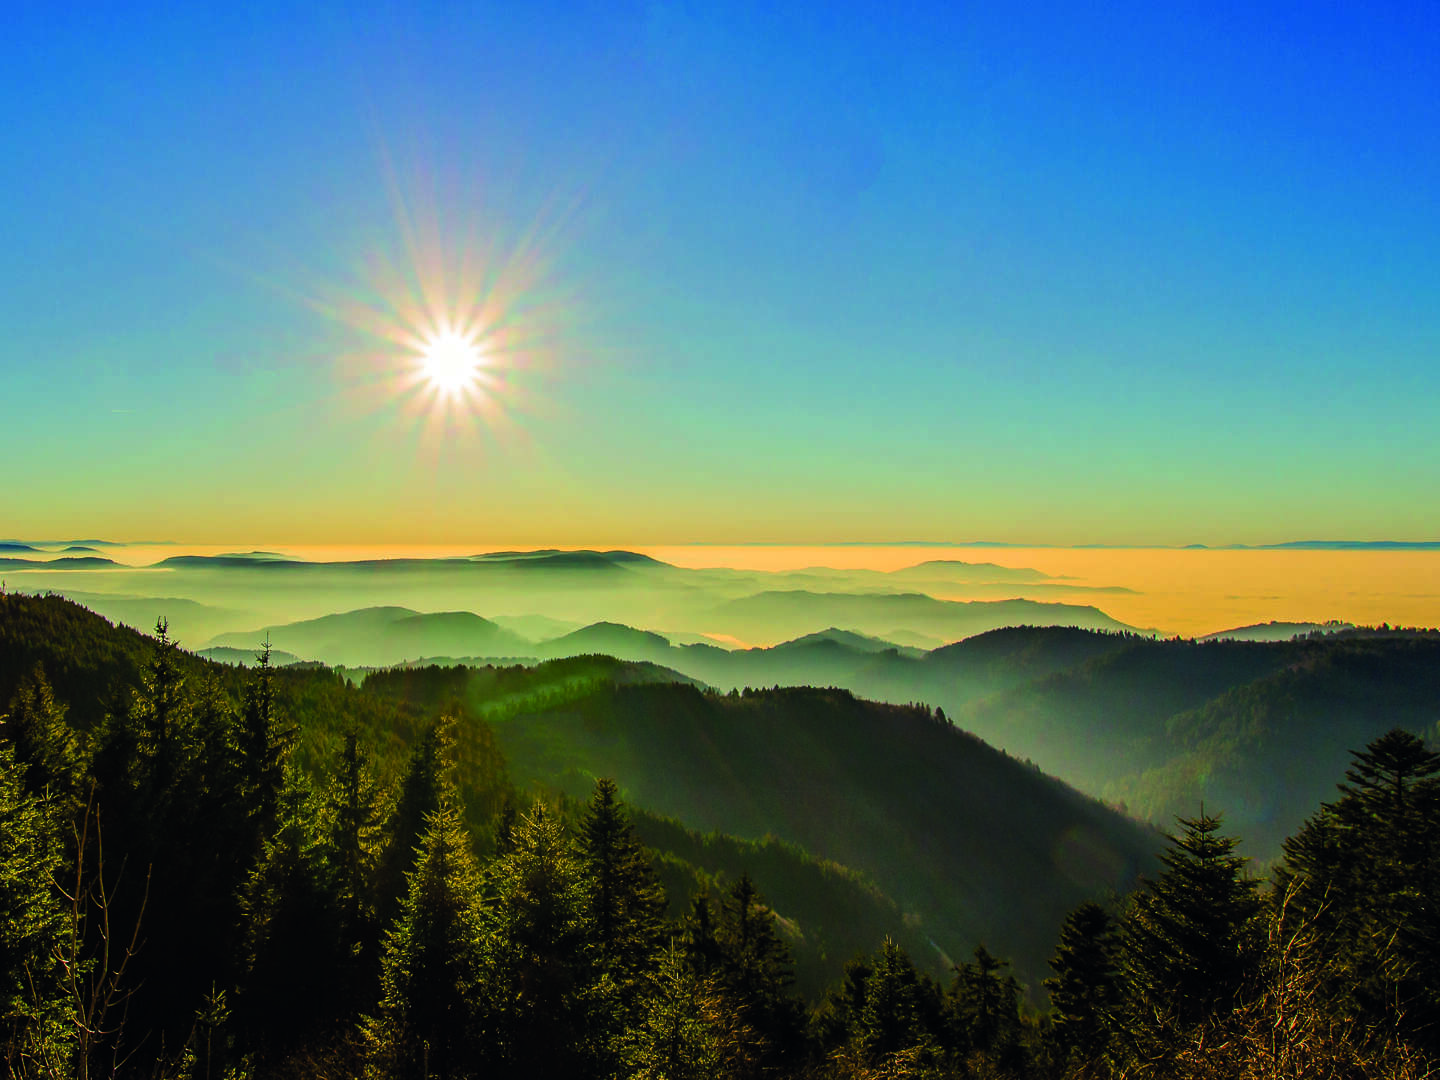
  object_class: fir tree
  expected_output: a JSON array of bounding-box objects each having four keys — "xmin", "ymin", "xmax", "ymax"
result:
[
  {"xmin": 709, "ymin": 874, "xmax": 808, "ymax": 1073},
  {"xmin": 623, "ymin": 945, "xmax": 737, "ymax": 1080},
  {"xmin": 236, "ymin": 642, "xmax": 292, "ymax": 848},
  {"xmin": 856, "ymin": 937, "xmax": 943, "ymax": 1067},
  {"xmin": 1, "ymin": 664, "xmax": 84, "ymax": 810},
  {"xmin": 1121, "ymin": 812, "xmax": 1262, "ymax": 1046},
  {"xmin": 236, "ymin": 770, "xmax": 343, "ymax": 1064},
  {"xmin": 133, "ymin": 617, "xmax": 192, "ymax": 802},
  {"xmin": 1279, "ymin": 729, "xmax": 1440, "ymax": 1049},
  {"xmin": 0, "ymin": 744, "xmax": 67, "ymax": 1074},
  {"xmin": 815, "ymin": 951, "xmax": 872, "ymax": 1051},
  {"xmin": 948, "ymin": 944, "xmax": 1028, "ymax": 1075},
  {"xmin": 366, "ymin": 797, "xmax": 486, "ymax": 1080},
  {"xmin": 323, "ymin": 730, "xmax": 386, "ymax": 966},
  {"xmin": 1045, "ymin": 901, "xmax": 1120, "ymax": 1068},
  {"xmin": 577, "ymin": 778, "xmax": 666, "ymax": 1013},
  {"xmin": 377, "ymin": 717, "xmax": 456, "ymax": 923},
  {"xmin": 476, "ymin": 803, "xmax": 613, "ymax": 1080}
]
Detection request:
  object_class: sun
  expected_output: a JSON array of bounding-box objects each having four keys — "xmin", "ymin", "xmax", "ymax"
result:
[
  {"xmin": 315, "ymin": 173, "xmax": 577, "ymax": 457},
  {"xmin": 418, "ymin": 328, "xmax": 484, "ymax": 395}
]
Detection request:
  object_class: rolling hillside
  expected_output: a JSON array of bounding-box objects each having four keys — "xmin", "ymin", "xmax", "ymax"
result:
[{"xmin": 363, "ymin": 666, "xmax": 1161, "ymax": 988}]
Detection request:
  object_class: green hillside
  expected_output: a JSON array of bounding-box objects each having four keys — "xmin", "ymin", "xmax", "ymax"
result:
[
  {"xmin": 363, "ymin": 668, "xmax": 1161, "ymax": 989},
  {"xmin": 953, "ymin": 630, "xmax": 1440, "ymax": 859},
  {"xmin": 0, "ymin": 596, "xmax": 936, "ymax": 995}
]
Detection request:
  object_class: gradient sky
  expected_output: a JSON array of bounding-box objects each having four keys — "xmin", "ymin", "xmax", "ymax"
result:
[{"xmin": 4, "ymin": 2, "xmax": 1438, "ymax": 546}]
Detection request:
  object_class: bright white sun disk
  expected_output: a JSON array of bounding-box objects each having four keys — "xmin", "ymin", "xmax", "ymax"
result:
[{"xmin": 419, "ymin": 330, "xmax": 483, "ymax": 394}]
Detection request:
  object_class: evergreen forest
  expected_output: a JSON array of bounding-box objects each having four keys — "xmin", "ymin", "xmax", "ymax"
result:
[{"xmin": 3, "ymin": 593, "xmax": 1439, "ymax": 1079}]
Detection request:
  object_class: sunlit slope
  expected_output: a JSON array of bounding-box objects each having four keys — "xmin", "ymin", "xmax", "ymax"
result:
[
  {"xmin": 364, "ymin": 668, "xmax": 1161, "ymax": 989},
  {"xmin": 535, "ymin": 621, "xmax": 675, "ymax": 661},
  {"xmin": 0, "ymin": 595, "xmax": 924, "ymax": 996}
]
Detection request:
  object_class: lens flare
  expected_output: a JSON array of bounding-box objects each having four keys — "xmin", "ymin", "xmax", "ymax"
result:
[{"xmin": 308, "ymin": 167, "xmax": 579, "ymax": 463}]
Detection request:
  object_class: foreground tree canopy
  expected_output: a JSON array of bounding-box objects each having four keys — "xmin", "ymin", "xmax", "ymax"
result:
[{"xmin": 1, "ymin": 597, "xmax": 1437, "ymax": 1079}]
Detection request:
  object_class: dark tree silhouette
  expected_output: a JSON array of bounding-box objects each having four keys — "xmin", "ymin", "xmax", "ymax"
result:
[{"xmin": 1122, "ymin": 812, "xmax": 1262, "ymax": 1048}]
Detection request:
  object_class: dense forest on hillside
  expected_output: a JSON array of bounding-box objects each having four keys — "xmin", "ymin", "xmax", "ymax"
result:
[
  {"xmin": 358, "ymin": 666, "xmax": 1157, "ymax": 988},
  {"xmin": 179, "ymin": 595, "xmax": 1440, "ymax": 864},
  {"xmin": 3, "ymin": 594, "xmax": 1439, "ymax": 1078},
  {"xmin": 26, "ymin": 553, "xmax": 1440, "ymax": 866}
]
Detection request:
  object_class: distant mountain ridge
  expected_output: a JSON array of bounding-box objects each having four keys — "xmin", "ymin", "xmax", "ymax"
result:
[
  {"xmin": 195, "ymin": 607, "xmax": 1146, "ymax": 701},
  {"xmin": 1200, "ymin": 620, "xmax": 1356, "ymax": 642},
  {"xmin": 207, "ymin": 606, "xmax": 534, "ymax": 667},
  {"xmin": 156, "ymin": 548, "xmax": 663, "ymax": 571},
  {"xmin": 1240, "ymin": 540, "xmax": 1440, "ymax": 550},
  {"xmin": 346, "ymin": 618, "xmax": 1440, "ymax": 862},
  {"xmin": 772, "ymin": 627, "xmax": 927, "ymax": 658},
  {"xmin": 197, "ymin": 645, "xmax": 304, "ymax": 667},
  {"xmin": 710, "ymin": 589, "xmax": 1141, "ymax": 641},
  {"xmin": 0, "ymin": 556, "xmax": 118, "ymax": 569}
]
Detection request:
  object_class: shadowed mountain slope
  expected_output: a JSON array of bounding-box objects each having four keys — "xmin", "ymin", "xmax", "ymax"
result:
[
  {"xmin": 952, "ymin": 631, "xmax": 1440, "ymax": 859},
  {"xmin": 363, "ymin": 668, "xmax": 1161, "ymax": 989}
]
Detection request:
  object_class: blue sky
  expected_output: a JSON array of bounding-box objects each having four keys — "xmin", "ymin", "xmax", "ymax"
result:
[{"xmin": 3, "ymin": 1, "xmax": 1438, "ymax": 544}]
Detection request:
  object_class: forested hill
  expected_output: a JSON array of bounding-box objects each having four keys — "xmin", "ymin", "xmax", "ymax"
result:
[
  {"xmin": 950, "ymin": 630, "xmax": 1440, "ymax": 857},
  {"xmin": 6, "ymin": 593, "xmax": 1440, "ymax": 1078},
  {"xmin": 472, "ymin": 620, "xmax": 1440, "ymax": 862},
  {"xmin": 0, "ymin": 595, "xmax": 1154, "ymax": 994},
  {"xmin": 362, "ymin": 668, "xmax": 1161, "ymax": 988}
]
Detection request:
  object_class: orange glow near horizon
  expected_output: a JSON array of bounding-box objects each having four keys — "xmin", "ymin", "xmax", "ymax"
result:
[
  {"xmin": 637, "ymin": 545, "xmax": 1440, "ymax": 638},
  {"xmin": 63, "ymin": 542, "xmax": 1440, "ymax": 640}
]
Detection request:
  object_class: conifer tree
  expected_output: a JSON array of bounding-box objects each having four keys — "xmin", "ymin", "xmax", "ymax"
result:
[
  {"xmin": 323, "ymin": 730, "xmax": 386, "ymax": 966},
  {"xmin": 1045, "ymin": 901, "xmax": 1120, "ymax": 1069},
  {"xmin": 237, "ymin": 770, "xmax": 343, "ymax": 1064},
  {"xmin": 86, "ymin": 618, "xmax": 212, "ymax": 1051},
  {"xmin": 856, "ymin": 937, "xmax": 943, "ymax": 1067},
  {"xmin": 1121, "ymin": 812, "xmax": 1262, "ymax": 1048},
  {"xmin": 0, "ymin": 744, "xmax": 67, "ymax": 1074},
  {"xmin": 1279, "ymin": 729, "xmax": 1440, "ymax": 1049},
  {"xmin": 134, "ymin": 617, "xmax": 193, "ymax": 802},
  {"xmin": 237, "ymin": 643, "xmax": 291, "ymax": 848},
  {"xmin": 624, "ymin": 945, "xmax": 737, "ymax": 1080},
  {"xmin": 366, "ymin": 796, "xmax": 487, "ymax": 1080},
  {"xmin": 681, "ymin": 894, "xmax": 724, "ymax": 979},
  {"xmin": 577, "ymin": 778, "xmax": 666, "ymax": 1015},
  {"xmin": 815, "ymin": 952, "xmax": 873, "ymax": 1051},
  {"xmin": 476, "ymin": 803, "xmax": 612, "ymax": 1080},
  {"xmin": 378, "ymin": 717, "xmax": 456, "ymax": 923},
  {"xmin": 948, "ymin": 945, "xmax": 1027, "ymax": 1075},
  {"xmin": 706, "ymin": 874, "xmax": 808, "ymax": 1073},
  {"xmin": 1, "ymin": 664, "xmax": 84, "ymax": 811}
]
